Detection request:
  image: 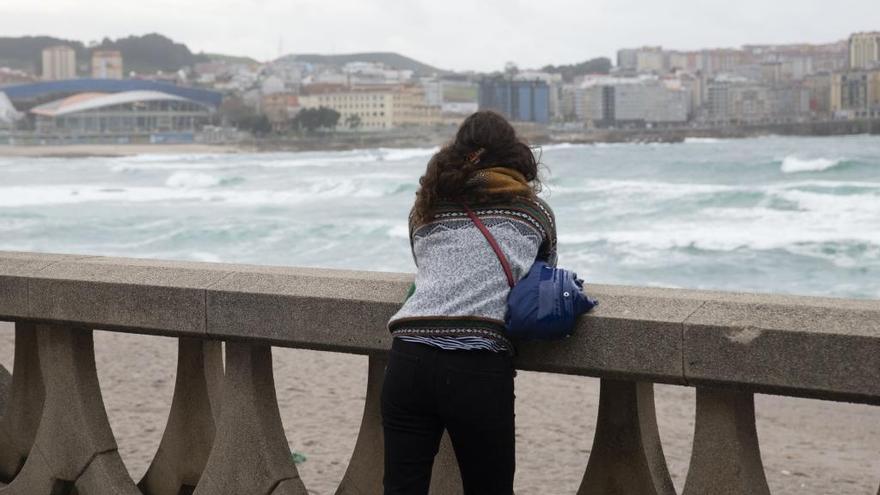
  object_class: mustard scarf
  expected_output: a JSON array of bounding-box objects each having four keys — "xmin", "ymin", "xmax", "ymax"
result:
[{"xmin": 465, "ymin": 166, "xmax": 532, "ymax": 196}]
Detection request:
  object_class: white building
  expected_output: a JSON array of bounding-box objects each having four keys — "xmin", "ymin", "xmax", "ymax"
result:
[
  {"xmin": 260, "ymin": 75, "xmax": 286, "ymax": 95},
  {"xmin": 91, "ymin": 50, "xmax": 123, "ymax": 79},
  {"xmin": 0, "ymin": 92, "xmax": 21, "ymax": 127},
  {"xmin": 849, "ymin": 32, "xmax": 880, "ymax": 70},
  {"xmin": 343, "ymin": 62, "xmax": 414, "ymax": 85},
  {"xmin": 42, "ymin": 45, "xmax": 76, "ymax": 81},
  {"xmin": 575, "ymin": 75, "xmax": 688, "ymax": 125},
  {"xmin": 421, "ymin": 78, "xmax": 479, "ymax": 119},
  {"xmin": 617, "ymin": 47, "xmax": 667, "ymax": 74}
]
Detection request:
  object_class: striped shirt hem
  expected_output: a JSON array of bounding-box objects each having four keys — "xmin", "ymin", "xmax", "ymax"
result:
[{"xmin": 395, "ymin": 335, "xmax": 510, "ymax": 353}]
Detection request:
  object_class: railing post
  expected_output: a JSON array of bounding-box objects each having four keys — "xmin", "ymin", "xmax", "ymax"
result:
[
  {"xmin": 577, "ymin": 379, "xmax": 676, "ymax": 495},
  {"xmin": 0, "ymin": 324, "xmax": 139, "ymax": 494},
  {"xmin": 139, "ymin": 338, "xmax": 224, "ymax": 495},
  {"xmin": 683, "ymin": 388, "xmax": 770, "ymax": 495},
  {"xmin": 0, "ymin": 323, "xmax": 44, "ymax": 484},
  {"xmin": 0, "ymin": 363, "xmax": 7, "ymax": 485},
  {"xmin": 0, "ymin": 364, "xmax": 8, "ymax": 414},
  {"xmin": 194, "ymin": 342, "xmax": 307, "ymax": 495},
  {"xmin": 336, "ymin": 355, "xmax": 386, "ymax": 494}
]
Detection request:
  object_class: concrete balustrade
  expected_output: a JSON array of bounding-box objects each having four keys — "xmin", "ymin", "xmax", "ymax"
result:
[
  {"xmin": 0, "ymin": 250, "xmax": 879, "ymax": 494},
  {"xmin": 578, "ymin": 380, "xmax": 675, "ymax": 494},
  {"xmin": 139, "ymin": 338, "xmax": 223, "ymax": 494}
]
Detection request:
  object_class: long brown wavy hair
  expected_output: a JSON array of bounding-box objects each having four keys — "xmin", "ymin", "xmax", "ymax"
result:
[{"xmin": 412, "ymin": 110, "xmax": 542, "ymax": 225}]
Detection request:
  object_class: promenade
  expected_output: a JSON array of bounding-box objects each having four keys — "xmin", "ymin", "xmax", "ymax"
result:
[{"xmin": 0, "ymin": 252, "xmax": 878, "ymax": 494}]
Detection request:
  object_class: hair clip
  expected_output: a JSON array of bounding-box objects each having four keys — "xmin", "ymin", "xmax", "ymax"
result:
[{"xmin": 467, "ymin": 148, "xmax": 486, "ymax": 165}]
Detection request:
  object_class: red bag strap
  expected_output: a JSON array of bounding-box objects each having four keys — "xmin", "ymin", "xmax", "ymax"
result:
[{"xmin": 461, "ymin": 203, "xmax": 515, "ymax": 288}]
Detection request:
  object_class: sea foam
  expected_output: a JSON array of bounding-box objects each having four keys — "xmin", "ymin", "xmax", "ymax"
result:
[
  {"xmin": 780, "ymin": 156, "xmax": 843, "ymax": 174},
  {"xmin": 165, "ymin": 171, "xmax": 222, "ymax": 188}
]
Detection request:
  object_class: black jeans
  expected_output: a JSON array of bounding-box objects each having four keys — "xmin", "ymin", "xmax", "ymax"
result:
[{"xmin": 381, "ymin": 338, "xmax": 516, "ymax": 495}]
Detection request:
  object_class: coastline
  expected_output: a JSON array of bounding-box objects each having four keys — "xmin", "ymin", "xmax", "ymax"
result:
[
  {"xmin": 0, "ymin": 143, "xmax": 245, "ymax": 158},
  {"xmin": 1, "ymin": 118, "xmax": 879, "ymax": 157}
]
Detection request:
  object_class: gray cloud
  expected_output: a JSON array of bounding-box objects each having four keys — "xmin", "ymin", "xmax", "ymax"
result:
[{"xmin": 0, "ymin": 0, "xmax": 876, "ymax": 71}]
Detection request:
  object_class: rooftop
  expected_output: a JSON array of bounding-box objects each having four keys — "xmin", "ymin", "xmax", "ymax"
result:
[{"xmin": 30, "ymin": 90, "xmax": 204, "ymax": 117}]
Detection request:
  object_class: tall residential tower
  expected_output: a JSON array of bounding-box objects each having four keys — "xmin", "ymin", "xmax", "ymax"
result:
[
  {"xmin": 849, "ymin": 32, "xmax": 880, "ymax": 70},
  {"xmin": 41, "ymin": 45, "xmax": 76, "ymax": 80}
]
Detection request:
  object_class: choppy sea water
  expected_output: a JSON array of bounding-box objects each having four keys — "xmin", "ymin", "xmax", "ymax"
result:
[{"xmin": 1, "ymin": 135, "xmax": 879, "ymax": 299}]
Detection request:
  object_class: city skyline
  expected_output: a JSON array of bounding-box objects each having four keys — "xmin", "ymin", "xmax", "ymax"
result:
[{"xmin": 1, "ymin": 0, "xmax": 877, "ymax": 72}]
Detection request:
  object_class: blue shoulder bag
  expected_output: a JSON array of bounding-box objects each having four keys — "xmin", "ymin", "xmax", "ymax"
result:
[{"xmin": 462, "ymin": 204, "xmax": 598, "ymax": 340}]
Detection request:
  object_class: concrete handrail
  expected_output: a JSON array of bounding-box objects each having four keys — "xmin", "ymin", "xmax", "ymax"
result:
[
  {"xmin": 1, "ymin": 251, "xmax": 878, "ymax": 404},
  {"xmin": 1, "ymin": 250, "xmax": 879, "ymax": 495}
]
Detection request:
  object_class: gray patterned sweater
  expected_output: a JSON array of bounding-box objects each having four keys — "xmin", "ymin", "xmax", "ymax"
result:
[{"xmin": 387, "ymin": 196, "xmax": 557, "ymax": 352}]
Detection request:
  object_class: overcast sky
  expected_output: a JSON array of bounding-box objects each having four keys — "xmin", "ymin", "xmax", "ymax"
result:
[{"xmin": 1, "ymin": 0, "xmax": 877, "ymax": 71}]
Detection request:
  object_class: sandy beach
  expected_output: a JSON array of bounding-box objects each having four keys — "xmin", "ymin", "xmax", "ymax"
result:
[
  {"xmin": 0, "ymin": 322, "xmax": 877, "ymax": 494},
  {"xmin": 0, "ymin": 144, "xmax": 244, "ymax": 158}
]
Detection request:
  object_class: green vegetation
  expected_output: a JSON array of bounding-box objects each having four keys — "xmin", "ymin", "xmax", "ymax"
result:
[
  {"xmin": 95, "ymin": 33, "xmax": 210, "ymax": 74},
  {"xmin": 202, "ymin": 52, "xmax": 261, "ymax": 66},
  {"xmin": 0, "ymin": 36, "xmax": 87, "ymax": 74},
  {"xmin": 345, "ymin": 114, "xmax": 363, "ymax": 130},
  {"xmin": 291, "ymin": 106, "xmax": 342, "ymax": 133},
  {"xmin": 218, "ymin": 95, "xmax": 272, "ymax": 136},
  {"xmin": 541, "ymin": 57, "xmax": 613, "ymax": 82},
  {"xmin": 277, "ymin": 52, "xmax": 446, "ymax": 76},
  {"xmin": 0, "ymin": 33, "xmax": 211, "ymax": 76}
]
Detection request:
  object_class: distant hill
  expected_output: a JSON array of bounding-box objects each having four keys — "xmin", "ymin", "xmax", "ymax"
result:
[
  {"xmin": 0, "ymin": 36, "xmax": 87, "ymax": 74},
  {"xmin": 93, "ymin": 33, "xmax": 210, "ymax": 74},
  {"xmin": 203, "ymin": 53, "xmax": 261, "ymax": 66},
  {"xmin": 277, "ymin": 52, "xmax": 446, "ymax": 76},
  {"xmin": 0, "ymin": 33, "xmax": 210, "ymax": 77},
  {"xmin": 541, "ymin": 57, "xmax": 613, "ymax": 82}
]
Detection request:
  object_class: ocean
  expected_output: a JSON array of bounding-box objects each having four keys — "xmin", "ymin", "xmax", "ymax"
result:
[{"xmin": 1, "ymin": 134, "xmax": 879, "ymax": 300}]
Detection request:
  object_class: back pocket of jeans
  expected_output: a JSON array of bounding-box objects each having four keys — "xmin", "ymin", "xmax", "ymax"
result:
[{"xmin": 381, "ymin": 349, "xmax": 420, "ymax": 405}]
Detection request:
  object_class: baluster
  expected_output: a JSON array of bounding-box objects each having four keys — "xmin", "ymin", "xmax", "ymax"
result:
[
  {"xmin": 335, "ymin": 354, "xmax": 464, "ymax": 495},
  {"xmin": 0, "ymin": 363, "xmax": 8, "ymax": 414},
  {"xmin": 194, "ymin": 342, "xmax": 307, "ymax": 495},
  {"xmin": 578, "ymin": 380, "xmax": 676, "ymax": 495},
  {"xmin": 0, "ymin": 324, "xmax": 139, "ymax": 494},
  {"xmin": 0, "ymin": 360, "xmax": 6, "ymax": 489},
  {"xmin": 683, "ymin": 388, "xmax": 770, "ymax": 495},
  {"xmin": 139, "ymin": 338, "xmax": 223, "ymax": 495},
  {"xmin": 336, "ymin": 355, "xmax": 386, "ymax": 494},
  {"xmin": 0, "ymin": 323, "xmax": 44, "ymax": 484}
]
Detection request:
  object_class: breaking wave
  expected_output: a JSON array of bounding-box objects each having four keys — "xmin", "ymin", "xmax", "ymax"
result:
[{"xmin": 780, "ymin": 156, "xmax": 843, "ymax": 174}]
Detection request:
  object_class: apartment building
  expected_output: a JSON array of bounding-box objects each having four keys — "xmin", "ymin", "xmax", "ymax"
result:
[
  {"xmin": 299, "ymin": 85, "xmax": 440, "ymax": 129},
  {"xmin": 42, "ymin": 46, "xmax": 76, "ymax": 81},
  {"xmin": 849, "ymin": 32, "xmax": 880, "ymax": 70}
]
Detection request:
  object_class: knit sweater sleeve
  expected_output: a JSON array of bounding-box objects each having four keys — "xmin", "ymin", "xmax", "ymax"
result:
[
  {"xmin": 532, "ymin": 197, "xmax": 558, "ymax": 267},
  {"xmin": 407, "ymin": 206, "xmax": 418, "ymax": 268}
]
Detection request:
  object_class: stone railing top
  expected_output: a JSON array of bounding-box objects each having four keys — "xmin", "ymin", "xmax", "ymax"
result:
[{"xmin": 1, "ymin": 250, "xmax": 878, "ymax": 404}]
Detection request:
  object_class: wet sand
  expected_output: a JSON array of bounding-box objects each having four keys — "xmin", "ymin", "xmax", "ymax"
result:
[
  {"xmin": 0, "ymin": 322, "xmax": 877, "ymax": 494},
  {"xmin": 0, "ymin": 144, "xmax": 242, "ymax": 158}
]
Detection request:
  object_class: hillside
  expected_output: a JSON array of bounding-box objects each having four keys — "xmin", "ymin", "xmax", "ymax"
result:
[
  {"xmin": 540, "ymin": 57, "xmax": 613, "ymax": 82},
  {"xmin": 277, "ymin": 52, "xmax": 446, "ymax": 76},
  {"xmin": 0, "ymin": 36, "xmax": 88, "ymax": 74},
  {"xmin": 202, "ymin": 53, "xmax": 261, "ymax": 66},
  {"xmin": 94, "ymin": 34, "xmax": 210, "ymax": 74},
  {"xmin": 0, "ymin": 34, "xmax": 210, "ymax": 76}
]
